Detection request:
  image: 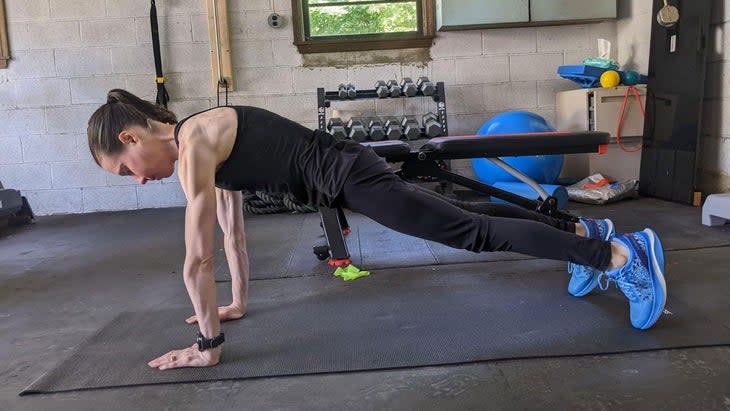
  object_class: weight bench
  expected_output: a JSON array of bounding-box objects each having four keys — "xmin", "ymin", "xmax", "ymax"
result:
[{"xmin": 313, "ymin": 131, "xmax": 610, "ymax": 266}]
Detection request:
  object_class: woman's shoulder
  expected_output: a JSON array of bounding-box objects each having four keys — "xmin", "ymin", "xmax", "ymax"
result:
[
  {"xmin": 176, "ymin": 107, "xmax": 238, "ymax": 148},
  {"xmin": 178, "ymin": 106, "xmax": 236, "ymax": 131}
]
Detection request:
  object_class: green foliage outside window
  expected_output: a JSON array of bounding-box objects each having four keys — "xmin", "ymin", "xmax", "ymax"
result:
[{"xmin": 308, "ymin": 1, "xmax": 418, "ymax": 37}]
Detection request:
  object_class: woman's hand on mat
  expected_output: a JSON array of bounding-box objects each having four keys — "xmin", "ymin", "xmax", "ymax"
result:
[
  {"xmin": 185, "ymin": 303, "xmax": 246, "ymax": 324},
  {"xmin": 148, "ymin": 344, "xmax": 221, "ymax": 370}
]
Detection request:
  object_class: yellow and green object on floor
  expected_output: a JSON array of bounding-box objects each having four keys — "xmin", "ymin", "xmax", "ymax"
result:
[{"xmin": 333, "ymin": 264, "xmax": 370, "ymax": 281}]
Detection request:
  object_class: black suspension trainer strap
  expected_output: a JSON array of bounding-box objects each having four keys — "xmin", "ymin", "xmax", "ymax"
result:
[{"xmin": 150, "ymin": 0, "xmax": 170, "ymax": 108}]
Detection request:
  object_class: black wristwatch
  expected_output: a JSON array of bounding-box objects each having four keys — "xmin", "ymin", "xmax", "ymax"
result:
[{"xmin": 196, "ymin": 332, "xmax": 225, "ymax": 351}]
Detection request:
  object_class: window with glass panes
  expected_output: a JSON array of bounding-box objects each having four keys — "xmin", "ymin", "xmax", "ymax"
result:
[{"xmin": 292, "ymin": 0, "xmax": 435, "ymax": 53}]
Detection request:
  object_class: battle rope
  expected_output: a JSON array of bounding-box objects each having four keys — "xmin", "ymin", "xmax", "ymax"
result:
[{"xmin": 242, "ymin": 191, "xmax": 317, "ymax": 214}]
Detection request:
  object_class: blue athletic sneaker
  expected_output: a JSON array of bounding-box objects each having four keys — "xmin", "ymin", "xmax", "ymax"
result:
[
  {"xmin": 567, "ymin": 218, "xmax": 615, "ymax": 297},
  {"xmin": 598, "ymin": 228, "xmax": 667, "ymax": 330}
]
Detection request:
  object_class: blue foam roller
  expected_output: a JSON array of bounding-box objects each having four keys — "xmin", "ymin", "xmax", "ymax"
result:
[{"xmin": 491, "ymin": 181, "xmax": 569, "ymax": 210}]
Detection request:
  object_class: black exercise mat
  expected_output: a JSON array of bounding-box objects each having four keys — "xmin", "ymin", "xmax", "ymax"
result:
[
  {"xmin": 214, "ymin": 212, "xmax": 354, "ymax": 282},
  {"xmin": 21, "ymin": 254, "xmax": 730, "ymax": 395}
]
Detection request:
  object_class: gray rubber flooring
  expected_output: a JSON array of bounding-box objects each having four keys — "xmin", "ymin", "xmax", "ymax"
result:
[
  {"xmin": 212, "ymin": 197, "xmax": 730, "ymax": 281},
  {"xmin": 2, "ymin": 197, "xmax": 730, "ymax": 409}
]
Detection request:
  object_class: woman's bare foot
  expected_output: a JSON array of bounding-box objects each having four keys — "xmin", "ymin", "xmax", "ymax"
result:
[{"xmin": 185, "ymin": 304, "xmax": 247, "ymax": 324}]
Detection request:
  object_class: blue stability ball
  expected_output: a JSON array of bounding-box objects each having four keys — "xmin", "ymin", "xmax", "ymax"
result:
[{"xmin": 471, "ymin": 111, "xmax": 565, "ymax": 185}]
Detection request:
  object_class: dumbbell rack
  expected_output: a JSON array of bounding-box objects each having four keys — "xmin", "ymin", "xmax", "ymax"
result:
[
  {"xmin": 312, "ymin": 82, "xmax": 453, "ymax": 267},
  {"xmin": 316, "ymin": 81, "xmax": 449, "ymax": 140}
]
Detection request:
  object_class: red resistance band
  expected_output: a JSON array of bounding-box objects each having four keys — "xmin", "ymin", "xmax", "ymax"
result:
[{"xmin": 616, "ymin": 85, "xmax": 646, "ymax": 153}]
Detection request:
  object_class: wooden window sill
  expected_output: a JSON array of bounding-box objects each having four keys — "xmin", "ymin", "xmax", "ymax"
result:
[{"xmin": 295, "ymin": 36, "xmax": 433, "ymax": 53}]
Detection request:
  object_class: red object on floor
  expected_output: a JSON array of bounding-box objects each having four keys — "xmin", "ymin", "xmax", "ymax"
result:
[
  {"xmin": 584, "ymin": 178, "xmax": 610, "ymax": 189},
  {"xmin": 342, "ymin": 227, "xmax": 352, "ymax": 236},
  {"xmin": 328, "ymin": 258, "xmax": 352, "ymax": 267}
]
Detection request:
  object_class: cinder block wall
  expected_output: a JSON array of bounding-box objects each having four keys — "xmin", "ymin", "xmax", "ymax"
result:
[
  {"xmin": 701, "ymin": 0, "xmax": 730, "ymax": 194},
  {"xmin": 0, "ymin": 0, "xmax": 615, "ymax": 215}
]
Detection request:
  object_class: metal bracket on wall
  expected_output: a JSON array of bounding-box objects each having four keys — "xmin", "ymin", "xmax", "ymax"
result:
[
  {"xmin": 0, "ymin": 0, "xmax": 10, "ymax": 69},
  {"xmin": 206, "ymin": 0, "xmax": 235, "ymax": 92}
]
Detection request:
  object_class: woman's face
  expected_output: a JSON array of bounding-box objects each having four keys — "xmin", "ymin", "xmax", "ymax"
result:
[{"xmin": 99, "ymin": 126, "xmax": 175, "ymax": 184}]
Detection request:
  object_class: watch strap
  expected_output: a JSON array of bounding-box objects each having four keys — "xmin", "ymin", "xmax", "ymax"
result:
[{"xmin": 197, "ymin": 332, "xmax": 225, "ymax": 351}]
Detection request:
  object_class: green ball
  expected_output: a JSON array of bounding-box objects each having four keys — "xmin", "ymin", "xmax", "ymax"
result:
[{"xmin": 622, "ymin": 70, "xmax": 640, "ymax": 86}]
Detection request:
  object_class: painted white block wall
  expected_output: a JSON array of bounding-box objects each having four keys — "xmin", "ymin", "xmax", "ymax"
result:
[
  {"xmin": 1, "ymin": 0, "xmax": 615, "ymax": 215},
  {"xmin": 701, "ymin": 0, "xmax": 730, "ymax": 193}
]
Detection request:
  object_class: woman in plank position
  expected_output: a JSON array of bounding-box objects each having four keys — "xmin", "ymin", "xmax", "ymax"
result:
[{"xmin": 87, "ymin": 89, "xmax": 666, "ymax": 371}]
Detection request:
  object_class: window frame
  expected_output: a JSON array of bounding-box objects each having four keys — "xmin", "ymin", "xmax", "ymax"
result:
[{"xmin": 292, "ymin": 0, "xmax": 435, "ymax": 54}]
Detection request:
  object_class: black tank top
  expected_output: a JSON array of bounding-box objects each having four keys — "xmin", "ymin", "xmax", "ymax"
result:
[{"xmin": 173, "ymin": 106, "xmax": 365, "ymax": 207}]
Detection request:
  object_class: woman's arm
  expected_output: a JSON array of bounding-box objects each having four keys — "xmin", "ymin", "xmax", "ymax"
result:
[
  {"xmin": 178, "ymin": 141, "xmax": 220, "ymax": 340},
  {"xmin": 215, "ymin": 188, "xmax": 250, "ymax": 312},
  {"xmin": 149, "ymin": 134, "xmax": 223, "ymax": 370},
  {"xmin": 183, "ymin": 188, "xmax": 248, "ymax": 325}
]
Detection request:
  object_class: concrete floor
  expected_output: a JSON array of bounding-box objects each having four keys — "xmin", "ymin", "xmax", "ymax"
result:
[{"xmin": 1, "ymin": 201, "xmax": 730, "ymax": 410}]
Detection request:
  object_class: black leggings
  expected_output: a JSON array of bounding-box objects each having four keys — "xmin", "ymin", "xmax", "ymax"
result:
[{"xmin": 339, "ymin": 149, "xmax": 613, "ymax": 270}]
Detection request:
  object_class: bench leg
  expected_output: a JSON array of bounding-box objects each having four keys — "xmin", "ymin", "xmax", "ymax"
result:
[
  {"xmin": 337, "ymin": 206, "xmax": 351, "ymax": 235},
  {"xmin": 317, "ymin": 206, "xmax": 351, "ymax": 266}
]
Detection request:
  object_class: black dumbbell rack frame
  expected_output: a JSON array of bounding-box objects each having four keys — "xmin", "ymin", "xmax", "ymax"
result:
[
  {"xmin": 312, "ymin": 81, "xmax": 453, "ymax": 267},
  {"xmin": 316, "ymin": 81, "xmax": 449, "ymax": 139}
]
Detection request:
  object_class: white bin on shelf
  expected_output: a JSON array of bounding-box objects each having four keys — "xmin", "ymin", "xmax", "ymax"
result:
[{"xmin": 556, "ymin": 85, "xmax": 646, "ymax": 182}]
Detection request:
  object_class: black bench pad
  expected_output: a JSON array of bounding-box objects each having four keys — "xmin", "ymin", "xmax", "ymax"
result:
[
  {"xmin": 362, "ymin": 131, "xmax": 609, "ymax": 162},
  {"xmin": 361, "ymin": 140, "xmax": 412, "ymax": 160},
  {"xmin": 419, "ymin": 131, "xmax": 610, "ymax": 159}
]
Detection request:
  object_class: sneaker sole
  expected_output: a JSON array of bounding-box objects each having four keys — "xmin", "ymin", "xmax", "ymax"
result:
[
  {"xmin": 638, "ymin": 228, "xmax": 667, "ymax": 330},
  {"xmin": 570, "ymin": 219, "xmax": 615, "ymax": 297}
]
